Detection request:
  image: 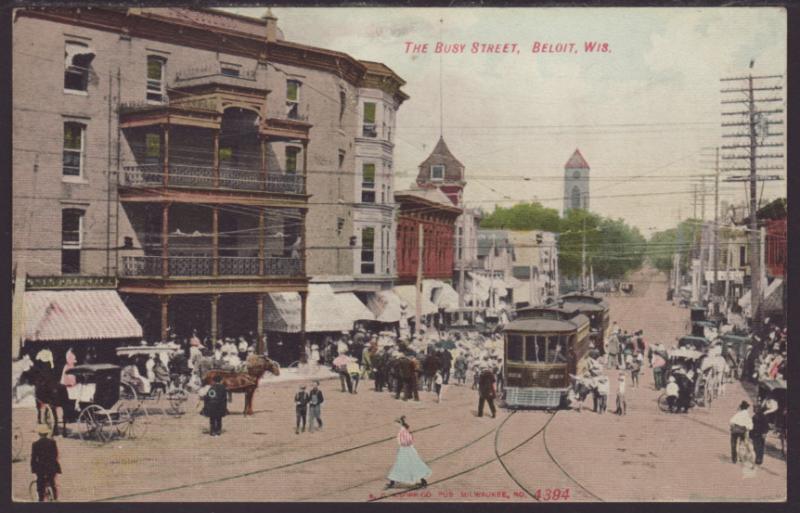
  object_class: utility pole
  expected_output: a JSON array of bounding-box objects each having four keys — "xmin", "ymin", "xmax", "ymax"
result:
[
  {"xmin": 692, "ymin": 184, "xmax": 698, "ymax": 219},
  {"xmin": 416, "ymin": 224, "xmax": 424, "ymax": 334},
  {"xmin": 457, "ymin": 211, "xmax": 466, "ymax": 322},
  {"xmin": 698, "ymin": 177, "xmax": 706, "ymax": 303},
  {"xmin": 489, "ymin": 234, "xmax": 496, "ymax": 311},
  {"xmin": 581, "ymin": 218, "xmax": 587, "ymax": 291},
  {"xmin": 720, "ymin": 66, "xmax": 784, "ymax": 330},
  {"xmin": 712, "ymin": 147, "xmax": 720, "ymax": 314}
]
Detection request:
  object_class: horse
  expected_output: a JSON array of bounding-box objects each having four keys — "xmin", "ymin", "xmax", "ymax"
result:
[
  {"xmin": 202, "ymin": 354, "xmax": 279, "ymax": 415},
  {"xmin": 569, "ymin": 375, "xmax": 596, "ymax": 412},
  {"xmin": 18, "ymin": 365, "xmax": 70, "ymax": 436}
]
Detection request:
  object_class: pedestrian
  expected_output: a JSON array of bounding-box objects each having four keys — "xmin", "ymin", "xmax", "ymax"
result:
[
  {"xmin": 596, "ymin": 376, "xmax": 609, "ymax": 414},
  {"xmin": 477, "ymin": 366, "xmax": 497, "ymax": 418},
  {"xmin": 750, "ymin": 405, "xmax": 769, "ymax": 465},
  {"xmin": 665, "ymin": 376, "xmax": 679, "ymax": 412},
  {"xmin": 433, "ymin": 370, "xmax": 443, "ymax": 403},
  {"xmin": 31, "ymin": 424, "xmax": 61, "ymax": 501},
  {"xmin": 200, "ymin": 374, "xmax": 228, "ymax": 436},
  {"xmin": 347, "ymin": 357, "xmax": 361, "ymax": 394},
  {"xmin": 729, "ymin": 401, "xmax": 753, "ymax": 463},
  {"xmin": 294, "ymin": 384, "xmax": 309, "ymax": 434},
  {"xmin": 385, "ymin": 416, "xmax": 431, "ymax": 490},
  {"xmin": 606, "ymin": 334, "xmax": 619, "ymax": 370},
  {"xmin": 333, "ymin": 352, "xmax": 353, "ymax": 393},
  {"xmin": 440, "ymin": 348, "xmax": 452, "ymax": 385},
  {"xmin": 630, "ymin": 355, "xmax": 640, "ymax": 388},
  {"xmin": 652, "ymin": 349, "xmax": 666, "ymax": 390},
  {"xmin": 308, "ymin": 381, "xmax": 324, "ymax": 432},
  {"xmin": 615, "ymin": 374, "xmax": 627, "ymax": 415}
]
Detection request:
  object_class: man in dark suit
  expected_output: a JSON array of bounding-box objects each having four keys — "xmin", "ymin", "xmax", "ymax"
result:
[
  {"xmin": 478, "ymin": 366, "xmax": 497, "ymax": 418},
  {"xmin": 202, "ymin": 374, "xmax": 228, "ymax": 436},
  {"xmin": 294, "ymin": 385, "xmax": 309, "ymax": 434},
  {"xmin": 31, "ymin": 424, "xmax": 61, "ymax": 501},
  {"xmin": 440, "ymin": 349, "xmax": 453, "ymax": 385}
]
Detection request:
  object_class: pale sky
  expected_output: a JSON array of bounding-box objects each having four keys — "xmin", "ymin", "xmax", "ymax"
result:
[{"xmin": 224, "ymin": 7, "xmax": 786, "ymax": 236}]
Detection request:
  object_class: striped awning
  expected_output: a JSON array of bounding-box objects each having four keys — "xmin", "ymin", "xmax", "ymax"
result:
[
  {"xmin": 24, "ymin": 290, "xmax": 142, "ymax": 342},
  {"xmin": 265, "ymin": 284, "xmax": 355, "ymax": 333},
  {"xmin": 393, "ymin": 285, "xmax": 438, "ymax": 316},
  {"xmin": 365, "ymin": 290, "xmax": 404, "ymax": 323}
]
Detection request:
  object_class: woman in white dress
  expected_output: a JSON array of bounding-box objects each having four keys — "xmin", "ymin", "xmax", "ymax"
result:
[{"xmin": 386, "ymin": 416, "xmax": 431, "ymax": 489}]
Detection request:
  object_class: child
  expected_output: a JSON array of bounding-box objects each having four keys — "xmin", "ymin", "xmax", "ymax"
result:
[
  {"xmin": 615, "ymin": 374, "xmax": 627, "ymax": 415},
  {"xmin": 597, "ymin": 376, "xmax": 609, "ymax": 414},
  {"xmin": 294, "ymin": 385, "xmax": 309, "ymax": 434},
  {"xmin": 630, "ymin": 355, "xmax": 641, "ymax": 388},
  {"xmin": 433, "ymin": 370, "xmax": 443, "ymax": 403}
]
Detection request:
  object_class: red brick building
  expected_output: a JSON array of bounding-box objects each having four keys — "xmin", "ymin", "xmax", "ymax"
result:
[
  {"xmin": 395, "ymin": 189, "xmax": 461, "ymax": 284},
  {"xmin": 765, "ymin": 218, "xmax": 786, "ymax": 278}
]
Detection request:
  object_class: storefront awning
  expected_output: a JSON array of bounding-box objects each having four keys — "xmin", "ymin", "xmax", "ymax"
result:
[
  {"xmin": 393, "ymin": 285, "xmax": 438, "ymax": 316},
  {"xmin": 336, "ymin": 292, "xmax": 375, "ymax": 324},
  {"xmin": 266, "ymin": 284, "xmax": 354, "ymax": 333},
  {"xmin": 24, "ymin": 290, "xmax": 142, "ymax": 342},
  {"xmin": 425, "ymin": 280, "xmax": 460, "ymax": 311},
  {"xmin": 366, "ymin": 290, "xmax": 405, "ymax": 323},
  {"xmin": 739, "ymin": 278, "xmax": 783, "ymax": 311}
]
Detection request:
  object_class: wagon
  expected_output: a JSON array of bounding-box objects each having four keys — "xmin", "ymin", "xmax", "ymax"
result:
[
  {"xmin": 720, "ymin": 334, "xmax": 752, "ymax": 380},
  {"xmin": 116, "ymin": 344, "xmax": 191, "ymax": 416},
  {"xmin": 65, "ymin": 364, "xmax": 147, "ymax": 443}
]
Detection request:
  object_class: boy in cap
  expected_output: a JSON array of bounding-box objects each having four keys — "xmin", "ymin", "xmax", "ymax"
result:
[
  {"xmin": 295, "ymin": 384, "xmax": 309, "ymax": 434},
  {"xmin": 31, "ymin": 424, "xmax": 61, "ymax": 501}
]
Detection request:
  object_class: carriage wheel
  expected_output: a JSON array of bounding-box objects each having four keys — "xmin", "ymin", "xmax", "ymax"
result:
[
  {"xmin": 657, "ymin": 393, "xmax": 671, "ymax": 413},
  {"xmin": 28, "ymin": 480, "xmax": 55, "ymax": 502},
  {"xmin": 166, "ymin": 389, "xmax": 188, "ymax": 416},
  {"xmin": 117, "ymin": 405, "xmax": 147, "ymax": 440},
  {"xmin": 119, "ymin": 382, "xmax": 147, "ymax": 418},
  {"xmin": 12, "ymin": 426, "xmax": 24, "ymax": 462},
  {"xmin": 78, "ymin": 405, "xmax": 112, "ymax": 443}
]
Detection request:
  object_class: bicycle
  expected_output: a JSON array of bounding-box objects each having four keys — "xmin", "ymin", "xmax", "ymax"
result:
[{"xmin": 28, "ymin": 479, "xmax": 57, "ymax": 502}]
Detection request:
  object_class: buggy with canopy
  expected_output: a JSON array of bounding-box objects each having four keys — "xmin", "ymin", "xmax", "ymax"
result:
[{"xmin": 116, "ymin": 344, "xmax": 191, "ymax": 416}]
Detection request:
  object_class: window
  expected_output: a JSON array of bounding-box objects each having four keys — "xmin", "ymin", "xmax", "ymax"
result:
[
  {"xmin": 285, "ymin": 147, "xmax": 300, "ymax": 174},
  {"xmin": 64, "ymin": 42, "xmax": 94, "ymax": 92},
  {"xmin": 338, "ymin": 150, "xmax": 345, "ymax": 170},
  {"xmin": 146, "ymin": 56, "xmax": 166, "ymax": 102},
  {"xmin": 63, "ymin": 122, "xmax": 85, "ymax": 177},
  {"xmin": 431, "ymin": 165, "xmax": 444, "ymax": 181},
  {"xmin": 361, "ymin": 163, "xmax": 376, "ymax": 203},
  {"xmin": 571, "ymin": 186, "xmax": 581, "ymax": 209},
  {"xmin": 507, "ymin": 335, "xmax": 522, "ymax": 362},
  {"xmin": 740, "ymin": 246, "xmax": 747, "ymax": 267},
  {"xmin": 221, "ymin": 66, "xmax": 240, "ymax": 78},
  {"xmin": 525, "ymin": 336, "xmax": 540, "ymax": 362},
  {"xmin": 145, "ymin": 133, "xmax": 161, "ymax": 159},
  {"xmin": 362, "ymin": 102, "xmax": 377, "ymax": 137},
  {"xmin": 573, "ymin": 170, "xmax": 581, "ymax": 180},
  {"xmin": 61, "ymin": 209, "xmax": 84, "ymax": 274},
  {"xmin": 286, "ymin": 80, "xmax": 300, "ymax": 119},
  {"xmin": 339, "ymin": 90, "xmax": 346, "ymax": 125},
  {"xmin": 548, "ymin": 335, "xmax": 567, "ymax": 363},
  {"xmin": 361, "ymin": 227, "xmax": 375, "ymax": 274}
]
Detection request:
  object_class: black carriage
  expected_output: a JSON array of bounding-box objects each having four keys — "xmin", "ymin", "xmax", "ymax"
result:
[
  {"xmin": 757, "ymin": 379, "xmax": 787, "ymax": 456},
  {"xmin": 720, "ymin": 334, "xmax": 752, "ymax": 380},
  {"xmin": 65, "ymin": 364, "xmax": 146, "ymax": 443}
]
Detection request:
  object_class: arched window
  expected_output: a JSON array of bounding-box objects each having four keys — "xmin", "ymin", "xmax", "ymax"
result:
[{"xmin": 571, "ymin": 186, "xmax": 582, "ymax": 210}]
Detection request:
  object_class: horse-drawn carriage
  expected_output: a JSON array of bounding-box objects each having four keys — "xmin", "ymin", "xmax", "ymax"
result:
[
  {"xmin": 657, "ymin": 348, "xmax": 704, "ymax": 412},
  {"xmin": 720, "ymin": 334, "xmax": 753, "ymax": 380},
  {"xmin": 116, "ymin": 344, "xmax": 191, "ymax": 416}
]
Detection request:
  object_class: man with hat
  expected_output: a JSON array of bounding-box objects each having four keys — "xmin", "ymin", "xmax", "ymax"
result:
[
  {"xmin": 201, "ymin": 374, "xmax": 228, "ymax": 436},
  {"xmin": 31, "ymin": 424, "xmax": 61, "ymax": 501},
  {"xmin": 294, "ymin": 384, "xmax": 309, "ymax": 434},
  {"xmin": 729, "ymin": 400, "xmax": 753, "ymax": 463},
  {"xmin": 477, "ymin": 365, "xmax": 497, "ymax": 418},
  {"xmin": 307, "ymin": 381, "xmax": 324, "ymax": 432}
]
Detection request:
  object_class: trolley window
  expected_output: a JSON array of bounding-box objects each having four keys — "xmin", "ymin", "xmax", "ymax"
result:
[
  {"xmin": 507, "ymin": 335, "xmax": 524, "ymax": 362},
  {"xmin": 549, "ymin": 335, "xmax": 567, "ymax": 363},
  {"xmin": 525, "ymin": 336, "xmax": 546, "ymax": 363}
]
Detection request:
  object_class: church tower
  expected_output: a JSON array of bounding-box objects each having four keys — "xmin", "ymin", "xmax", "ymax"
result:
[{"xmin": 563, "ymin": 149, "xmax": 590, "ymax": 215}]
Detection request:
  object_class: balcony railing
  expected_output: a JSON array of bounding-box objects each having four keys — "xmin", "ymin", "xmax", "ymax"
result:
[
  {"xmin": 122, "ymin": 164, "xmax": 305, "ymax": 194},
  {"xmin": 121, "ymin": 255, "xmax": 303, "ymax": 278}
]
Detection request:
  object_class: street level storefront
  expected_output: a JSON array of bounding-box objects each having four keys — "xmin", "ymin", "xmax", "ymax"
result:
[
  {"xmin": 265, "ymin": 284, "xmax": 374, "ymax": 365},
  {"xmin": 23, "ymin": 289, "xmax": 143, "ymax": 370}
]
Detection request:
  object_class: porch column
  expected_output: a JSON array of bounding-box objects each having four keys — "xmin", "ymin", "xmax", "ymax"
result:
[
  {"xmin": 161, "ymin": 203, "xmax": 170, "ymax": 278},
  {"xmin": 258, "ymin": 208, "xmax": 266, "ymax": 276},
  {"xmin": 299, "ymin": 290, "xmax": 308, "ymax": 350},
  {"xmin": 162, "ymin": 124, "xmax": 170, "ymax": 186},
  {"xmin": 212, "ymin": 129, "xmax": 220, "ymax": 188},
  {"xmin": 256, "ymin": 294, "xmax": 265, "ymax": 353},
  {"xmin": 210, "ymin": 294, "xmax": 220, "ymax": 342},
  {"xmin": 260, "ymin": 136, "xmax": 269, "ymax": 191},
  {"xmin": 160, "ymin": 295, "xmax": 170, "ymax": 341},
  {"xmin": 212, "ymin": 206, "xmax": 219, "ymax": 276},
  {"xmin": 301, "ymin": 141, "xmax": 308, "ymax": 193}
]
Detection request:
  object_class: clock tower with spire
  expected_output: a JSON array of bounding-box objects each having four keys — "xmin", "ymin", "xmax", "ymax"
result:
[{"xmin": 563, "ymin": 149, "xmax": 590, "ymax": 215}]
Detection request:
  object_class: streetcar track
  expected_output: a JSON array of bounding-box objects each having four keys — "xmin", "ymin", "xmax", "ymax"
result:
[
  {"xmin": 541, "ymin": 422, "xmax": 604, "ymax": 501},
  {"xmin": 369, "ymin": 410, "xmax": 558, "ymax": 502},
  {"xmin": 92, "ymin": 422, "xmax": 442, "ymax": 502}
]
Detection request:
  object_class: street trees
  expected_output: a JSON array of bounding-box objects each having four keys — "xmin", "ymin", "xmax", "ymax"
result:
[{"xmin": 646, "ymin": 219, "xmax": 702, "ymax": 274}]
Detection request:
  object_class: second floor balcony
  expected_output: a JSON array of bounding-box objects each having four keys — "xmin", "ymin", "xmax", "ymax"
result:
[
  {"xmin": 121, "ymin": 164, "xmax": 306, "ymax": 195},
  {"xmin": 121, "ymin": 255, "xmax": 303, "ymax": 279}
]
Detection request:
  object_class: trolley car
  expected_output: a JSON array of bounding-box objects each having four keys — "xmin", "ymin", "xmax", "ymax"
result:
[
  {"xmin": 559, "ymin": 292, "xmax": 610, "ymax": 353},
  {"xmin": 503, "ymin": 305, "xmax": 591, "ymax": 408}
]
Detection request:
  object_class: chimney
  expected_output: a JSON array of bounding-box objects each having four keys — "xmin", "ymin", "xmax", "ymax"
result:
[{"xmin": 262, "ymin": 8, "xmax": 278, "ymax": 42}]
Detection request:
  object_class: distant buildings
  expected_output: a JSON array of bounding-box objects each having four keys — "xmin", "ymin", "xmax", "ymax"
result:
[{"xmin": 562, "ymin": 149, "xmax": 590, "ymax": 215}]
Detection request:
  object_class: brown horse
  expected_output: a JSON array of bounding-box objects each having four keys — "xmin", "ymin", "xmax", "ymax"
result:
[{"xmin": 203, "ymin": 354, "xmax": 280, "ymax": 415}]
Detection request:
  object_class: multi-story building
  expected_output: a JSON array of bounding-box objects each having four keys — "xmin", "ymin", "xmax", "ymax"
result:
[
  {"xmin": 11, "ymin": 7, "xmax": 406, "ymax": 360},
  {"xmin": 562, "ymin": 149, "xmax": 590, "ymax": 215}
]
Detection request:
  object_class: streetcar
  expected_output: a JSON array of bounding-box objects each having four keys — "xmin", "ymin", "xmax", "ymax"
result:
[
  {"xmin": 559, "ymin": 292, "xmax": 610, "ymax": 353},
  {"xmin": 503, "ymin": 304, "xmax": 591, "ymax": 409}
]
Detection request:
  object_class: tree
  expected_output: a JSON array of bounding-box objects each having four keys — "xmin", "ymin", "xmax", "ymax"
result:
[
  {"xmin": 646, "ymin": 219, "xmax": 702, "ymax": 275},
  {"xmin": 480, "ymin": 202, "xmax": 561, "ymax": 232}
]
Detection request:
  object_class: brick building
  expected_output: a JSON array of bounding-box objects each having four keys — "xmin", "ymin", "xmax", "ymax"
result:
[{"xmin": 11, "ymin": 7, "xmax": 406, "ymax": 359}]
